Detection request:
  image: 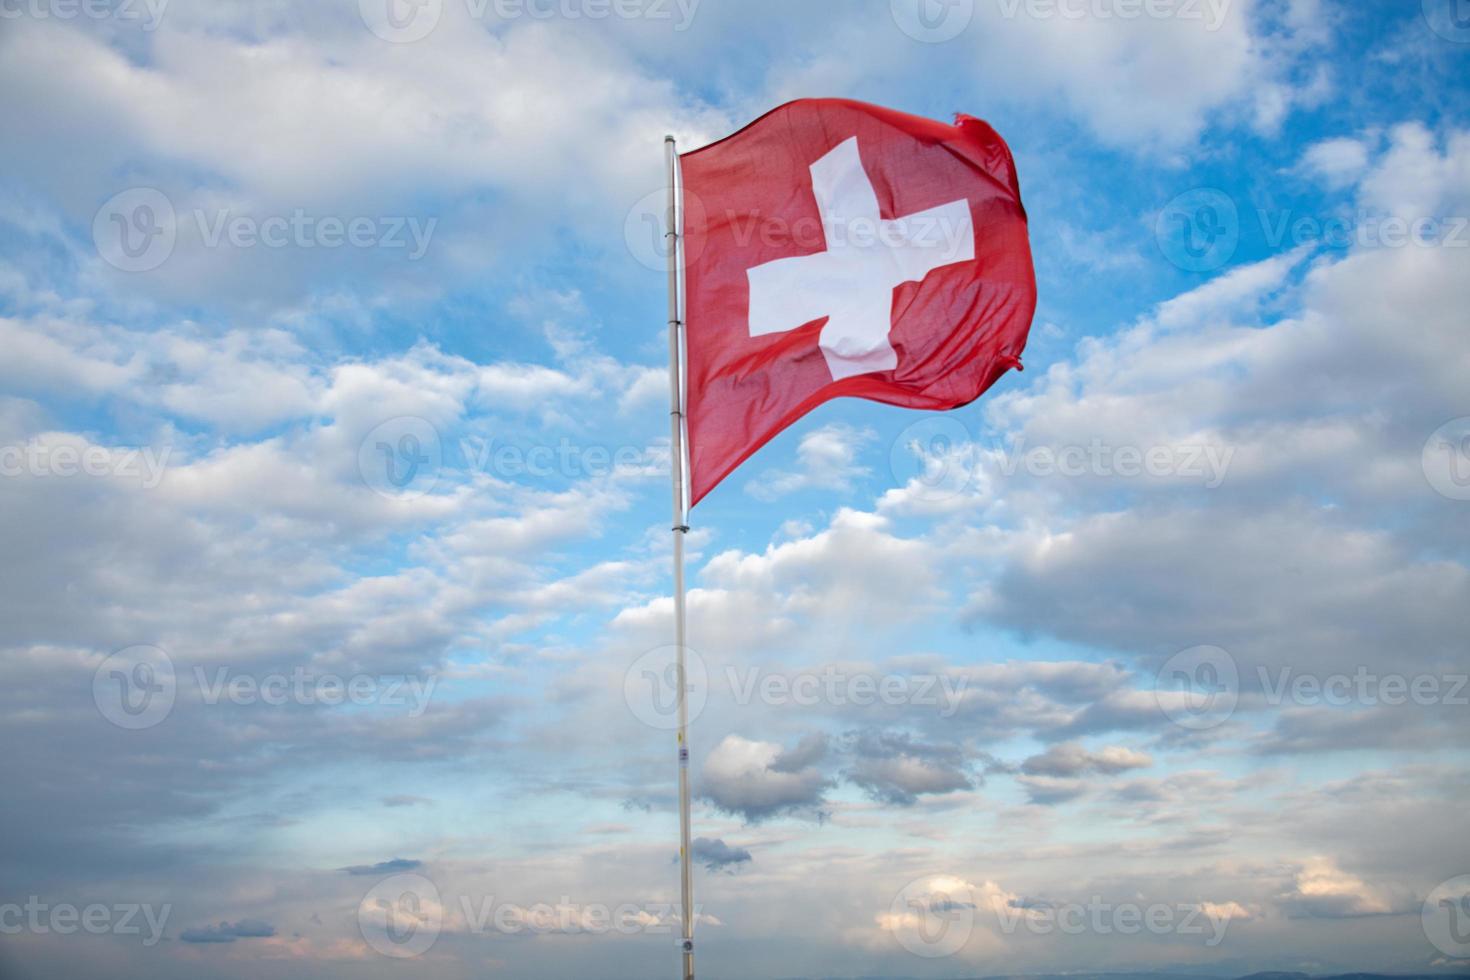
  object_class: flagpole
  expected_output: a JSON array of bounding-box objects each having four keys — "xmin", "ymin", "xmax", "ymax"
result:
[{"xmin": 664, "ymin": 133, "xmax": 696, "ymax": 980}]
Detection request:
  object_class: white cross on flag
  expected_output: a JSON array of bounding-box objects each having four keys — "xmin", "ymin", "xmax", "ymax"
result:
[{"xmin": 678, "ymin": 98, "xmax": 1037, "ymax": 505}]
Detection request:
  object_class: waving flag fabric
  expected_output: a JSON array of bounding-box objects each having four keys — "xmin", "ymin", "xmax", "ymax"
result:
[{"xmin": 679, "ymin": 98, "xmax": 1037, "ymax": 506}]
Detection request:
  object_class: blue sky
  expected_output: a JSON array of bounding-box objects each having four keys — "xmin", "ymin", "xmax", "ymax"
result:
[{"xmin": 1, "ymin": 1, "xmax": 1469, "ymax": 978}]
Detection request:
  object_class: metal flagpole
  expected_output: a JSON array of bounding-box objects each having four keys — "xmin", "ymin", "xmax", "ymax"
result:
[{"xmin": 664, "ymin": 133, "xmax": 696, "ymax": 980}]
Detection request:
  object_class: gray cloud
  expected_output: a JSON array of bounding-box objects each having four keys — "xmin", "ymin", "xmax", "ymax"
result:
[
  {"xmin": 769, "ymin": 732, "xmax": 828, "ymax": 772},
  {"xmin": 1016, "ymin": 775, "xmax": 1089, "ymax": 806},
  {"xmin": 179, "ymin": 919, "xmax": 276, "ymax": 944},
  {"xmin": 342, "ymin": 858, "xmax": 422, "ymax": 876},
  {"xmin": 842, "ymin": 730, "xmax": 972, "ymax": 806},
  {"xmin": 700, "ymin": 734, "xmax": 832, "ymax": 824},
  {"xmin": 1020, "ymin": 742, "xmax": 1152, "ymax": 777},
  {"xmin": 1253, "ymin": 705, "xmax": 1461, "ymax": 756},
  {"xmin": 690, "ymin": 837, "xmax": 752, "ymax": 872},
  {"xmin": 382, "ymin": 794, "xmax": 433, "ymax": 807}
]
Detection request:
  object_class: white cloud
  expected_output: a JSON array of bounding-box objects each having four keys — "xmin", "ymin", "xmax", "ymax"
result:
[
  {"xmin": 0, "ymin": 16, "xmax": 733, "ymax": 306},
  {"xmin": 745, "ymin": 423, "xmax": 874, "ymax": 501},
  {"xmin": 968, "ymin": 0, "xmax": 1329, "ymax": 150},
  {"xmin": 701, "ymin": 734, "xmax": 831, "ymax": 822},
  {"xmin": 1276, "ymin": 857, "xmax": 1402, "ymax": 918},
  {"xmin": 1021, "ymin": 741, "xmax": 1152, "ymax": 777},
  {"xmin": 1301, "ymin": 135, "xmax": 1374, "ymax": 189}
]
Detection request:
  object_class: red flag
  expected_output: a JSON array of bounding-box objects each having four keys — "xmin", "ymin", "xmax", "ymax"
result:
[{"xmin": 679, "ymin": 98, "xmax": 1037, "ymax": 506}]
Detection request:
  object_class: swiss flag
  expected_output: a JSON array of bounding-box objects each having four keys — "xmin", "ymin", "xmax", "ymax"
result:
[{"xmin": 679, "ymin": 98, "xmax": 1037, "ymax": 507}]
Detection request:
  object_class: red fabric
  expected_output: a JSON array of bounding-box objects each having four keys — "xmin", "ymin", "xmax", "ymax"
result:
[{"xmin": 679, "ymin": 98, "xmax": 1037, "ymax": 507}]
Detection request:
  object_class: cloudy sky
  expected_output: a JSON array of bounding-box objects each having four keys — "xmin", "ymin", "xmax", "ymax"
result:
[{"xmin": 1, "ymin": 1, "xmax": 1469, "ymax": 977}]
